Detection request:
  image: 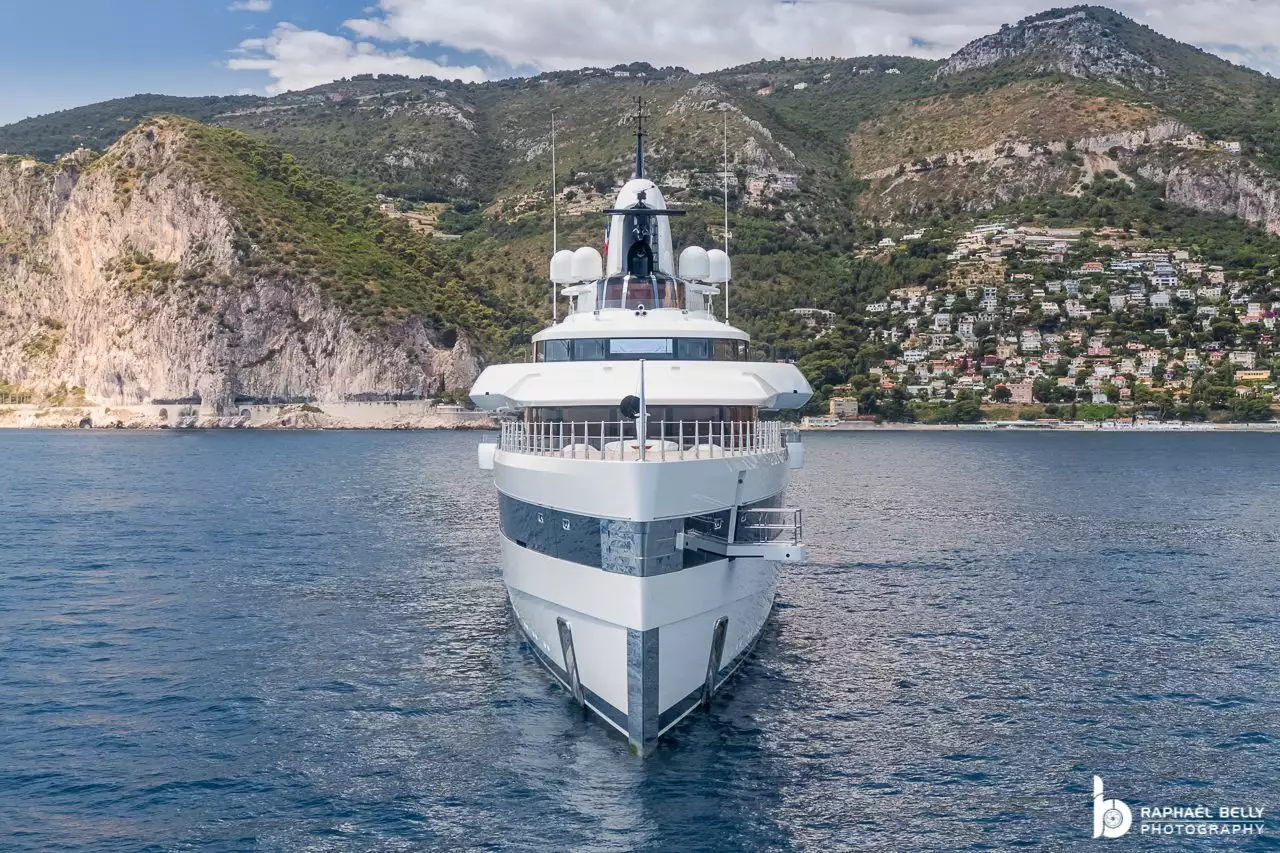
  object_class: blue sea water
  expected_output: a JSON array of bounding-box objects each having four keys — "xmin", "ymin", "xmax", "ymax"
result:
[{"xmin": 0, "ymin": 429, "xmax": 1277, "ymax": 852}]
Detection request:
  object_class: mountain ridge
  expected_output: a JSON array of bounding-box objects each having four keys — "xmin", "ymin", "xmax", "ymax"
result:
[{"xmin": 6, "ymin": 6, "xmax": 1280, "ymax": 417}]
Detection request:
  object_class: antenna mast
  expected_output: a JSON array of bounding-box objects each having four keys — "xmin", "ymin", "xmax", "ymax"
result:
[
  {"xmin": 633, "ymin": 96, "xmax": 646, "ymax": 179},
  {"xmin": 551, "ymin": 107, "xmax": 559, "ymax": 322},
  {"xmin": 723, "ymin": 108, "xmax": 731, "ymax": 322}
]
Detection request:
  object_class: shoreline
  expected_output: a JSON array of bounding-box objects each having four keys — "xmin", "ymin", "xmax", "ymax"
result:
[
  {"xmin": 0, "ymin": 402, "xmax": 497, "ymax": 431},
  {"xmin": 802, "ymin": 421, "xmax": 1280, "ymax": 433}
]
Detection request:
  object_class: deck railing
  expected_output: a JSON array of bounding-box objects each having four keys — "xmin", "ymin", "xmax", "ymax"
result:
[
  {"xmin": 498, "ymin": 420, "xmax": 789, "ymax": 461},
  {"xmin": 736, "ymin": 507, "xmax": 804, "ymax": 546}
]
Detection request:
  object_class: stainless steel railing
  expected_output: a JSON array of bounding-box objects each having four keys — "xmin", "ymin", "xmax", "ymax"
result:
[
  {"xmin": 497, "ymin": 420, "xmax": 787, "ymax": 461},
  {"xmin": 735, "ymin": 507, "xmax": 803, "ymax": 545}
]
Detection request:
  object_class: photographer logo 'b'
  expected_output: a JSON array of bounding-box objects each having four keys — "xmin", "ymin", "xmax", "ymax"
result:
[{"xmin": 1093, "ymin": 776, "xmax": 1133, "ymax": 839}]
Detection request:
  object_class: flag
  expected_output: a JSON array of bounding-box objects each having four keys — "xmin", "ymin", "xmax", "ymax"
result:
[{"xmin": 603, "ymin": 224, "xmax": 610, "ymax": 257}]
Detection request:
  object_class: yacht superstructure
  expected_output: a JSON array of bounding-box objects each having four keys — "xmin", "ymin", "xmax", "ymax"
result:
[{"xmin": 471, "ymin": 110, "xmax": 813, "ymax": 755}]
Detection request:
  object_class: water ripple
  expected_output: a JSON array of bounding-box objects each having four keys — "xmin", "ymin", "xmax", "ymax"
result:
[{"xmin": 0, "ymin": 430, "xmax": 1276, "ymax": 851}]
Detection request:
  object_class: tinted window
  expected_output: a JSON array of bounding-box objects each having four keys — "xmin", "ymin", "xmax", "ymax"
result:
[
  {"xmin": 609, "ymin": 338, "xmax": 674, "ymax": 359},
  {"xmin": 535, "ymin": 338, "xmax": 746, "ymax": 362},
  {"xmin": 539, "ymin": 339, "xmax": 571, "ymax": 362},
  {"xmin": 675, "ymin": 338, "xmax": 712, "ymax": 360},
  {"xmin": 573, "ymin": 338, "xmax": 607, "ymax": 360},
  {"xmin": 714, "ymin": 339, "xmax": 747, "ymax": 360}
]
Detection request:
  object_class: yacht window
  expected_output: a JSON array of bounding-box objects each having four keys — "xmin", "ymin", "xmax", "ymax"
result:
[
  {"xmin": 674, "ymin": 338, "xmax": 712, "ymax": 360},
  {"xmin": 535, "ymin": 338, "xmax": 747, "ymax": 362},
  {"xmin": 714, "ymin": 339, "xmax": 747, "ymax": 360},
  {"xmin": 572, "ymin": 338, "xmax": 607, "ymax": 360},
  {"xmin": 527, "ymin": 405, "xmax": 757, "ymax": 426},
  {"xmin": 609, "ymin": 338, "xmax": 674, "ymax": 359},
  {"xmin": 537, "ymin": 339, "xmax": 571, "ymax": 362}
]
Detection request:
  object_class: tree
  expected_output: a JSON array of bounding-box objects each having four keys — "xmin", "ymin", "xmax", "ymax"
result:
[
  {"xmin": 1229, "ymin": 395, "xmax": 1274, "ymax": 422},
  {"xmin": 993, "ymin": 385, "xmax": 1013, "ymax": 403},
  {"xmin": 947, "ymin": 397, "xmax": 983, "ymax": 423}
]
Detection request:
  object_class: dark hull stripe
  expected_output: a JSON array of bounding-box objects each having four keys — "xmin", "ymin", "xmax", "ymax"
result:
[{"xmin": 499, "ymin": 492, "xmax": 779, "ymax": 576}]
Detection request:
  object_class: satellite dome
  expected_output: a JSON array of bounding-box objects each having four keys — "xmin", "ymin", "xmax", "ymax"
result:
[
  {"xmin": 678, "ymin": 246, "xmax": 710, "ymax": 281},
  {"xmin": 571, "ymin": 246, "xmax": 604, "ymax": 282}
]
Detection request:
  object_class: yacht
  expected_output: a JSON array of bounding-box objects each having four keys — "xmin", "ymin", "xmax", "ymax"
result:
[{"xmin": 470, "ymin": 114, "xmax": 813, "ymax": 755}]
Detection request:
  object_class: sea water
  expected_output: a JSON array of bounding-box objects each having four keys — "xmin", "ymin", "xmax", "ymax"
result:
[{"xmin": 1, "ymin": 430, "xmax": 1276, "ymax": 851}]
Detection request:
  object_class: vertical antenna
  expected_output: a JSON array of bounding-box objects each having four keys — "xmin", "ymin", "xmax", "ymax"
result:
[
  {"xmin": 551, "ymin": 107, "xmax": 559, "ymax": 322},
  {"xmin": 633, "ymin": 96, "xmax": 647, "ymax": 179},
  {"xmin": 723, "ymin": 108, "xmax": 731, "ymax": 323}
]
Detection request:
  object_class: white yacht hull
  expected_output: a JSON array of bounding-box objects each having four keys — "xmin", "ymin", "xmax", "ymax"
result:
[
  {"xmin": 504, "ymin": 541, "xmax": 779, "ymax": 750},
  {"xmin": 492, "ymin": 450, "xmax": 795, "ymax": 755}
]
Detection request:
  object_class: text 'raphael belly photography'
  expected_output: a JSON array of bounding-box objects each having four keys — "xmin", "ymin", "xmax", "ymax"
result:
[{"xmin": 0, "ymin": 1, "xmax": 1276, "ymax": 850}]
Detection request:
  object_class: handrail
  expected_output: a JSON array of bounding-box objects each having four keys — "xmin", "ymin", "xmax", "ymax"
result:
[
  {"xmin": 736, "ymin": 507, "xmax": 803, "ymax": 545},
  {"xmin": 497, "ymin": 419, "xmax": 786, "ymax": 461}
]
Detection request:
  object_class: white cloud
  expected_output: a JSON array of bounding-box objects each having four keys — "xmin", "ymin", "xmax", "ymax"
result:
[
  {"xmin": 228, "ymin": 0, "xmax": 273, "ymax": 11},
  {"xmin": 227, "ymin": 23, "xmax": 486, "ymax": 94},
  {"xmin": 334, "ymin": 0, "xmax": 1280, "ymax": 75},
  {"xmin": 225, "ymin": 1, "xmax": 1280, "ymax": 93}
]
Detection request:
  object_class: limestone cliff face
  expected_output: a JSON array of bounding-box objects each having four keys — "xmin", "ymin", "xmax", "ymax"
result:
[
  {"xmin": 937, "ymin": 9, "xmax": 1164, "ymax": 89},
  {"xmin": 0, "ymin": 127, "xmax": 481, "ymax": 410},
  {"xmin": 1135, "ymin": 155, "xmax": 1280, "ymax": 235}
]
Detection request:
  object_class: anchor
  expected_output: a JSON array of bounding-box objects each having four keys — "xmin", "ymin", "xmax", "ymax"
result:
[
  {"xmin": 556, "ymin": 617, "xmax": 585, "ymax": 708},
  {"xmin": 701, "ymin": 617, "xmax": 729, "ymax": 711}
]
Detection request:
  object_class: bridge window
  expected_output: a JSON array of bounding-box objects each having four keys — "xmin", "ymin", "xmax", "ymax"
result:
[
  {"xmin": 609, "ymin": 338, "xmax": 674, "ymax": 359},
  {"xmin": 572, "ymin": 338, "xmax": 607, "ymax": 360},
  {"xmin": 535, "ymin": 338, "xmax": 748, "ymax": 363},
  {"xmin": 675, "ymin": 338, "xmax": 711, "ymax": 360},
  {"xmin": 539, "ymin": 339, "xmax": 571, "ymax": 362}
]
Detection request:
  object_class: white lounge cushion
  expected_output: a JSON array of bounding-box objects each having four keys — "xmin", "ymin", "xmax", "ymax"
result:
[
  {"xmin": 560, "ymin": 443, "xmax": 603, "ymax": 459},
  {"xmin": 602, "ymin": 439, "xmax": 681, "ymax": 460}
]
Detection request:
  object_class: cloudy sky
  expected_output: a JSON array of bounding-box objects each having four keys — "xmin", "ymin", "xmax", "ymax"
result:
[{"xmin": 3, "ymin": 0, "xmax": 1279, "ymax": 125}]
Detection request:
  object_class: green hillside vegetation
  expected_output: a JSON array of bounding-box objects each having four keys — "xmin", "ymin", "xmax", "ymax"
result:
[
  {"xmin": 6, "ymin": 5, "xmax": 1280, "ymax": 401},
  {"xmin": 113, "ymin": 117, "xmax": 539, "ymax": 356},
  {"xmin": 0, "ymin": 94, "xmax": 263, "ymax": 161}
]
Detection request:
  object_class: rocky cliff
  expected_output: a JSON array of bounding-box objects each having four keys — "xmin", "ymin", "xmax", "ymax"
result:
[
  {"xmin": 0, "ymin": 121, "xmax": 483, "ymax": 411},
  {"xmin": 937, "ymin": 9, "xmax": 1164, "ymax": 88},
  {"xmin": 1135, "ymin": 153, "xmax": 1280, "ymax": 235}
]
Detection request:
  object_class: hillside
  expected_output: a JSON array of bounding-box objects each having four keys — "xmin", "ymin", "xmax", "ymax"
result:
[
  {"xmin": 0, "ymin": 59, "xmax": 932, "ymax": 205},
  {"xmin": 0, "ymin": 118, "xmax": 533, "ymax": 409},
  {"xmin": 5, "ymin": 5, "xmax": 1280, "ymax": 418}
]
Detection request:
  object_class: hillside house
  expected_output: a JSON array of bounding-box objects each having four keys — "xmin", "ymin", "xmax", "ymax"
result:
[
  {"xmin": 1010, "ymin": 381, "xmax": 1035, "ymax": 404},
  {"xmin": 829, "ymin": 397, "xmax": 860, "ymax": 419}
]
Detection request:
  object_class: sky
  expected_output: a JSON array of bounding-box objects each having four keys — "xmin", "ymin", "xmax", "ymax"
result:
[{"xmin": 2, "ymin": 0, "xmax": 1280, "ymax": 126}]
